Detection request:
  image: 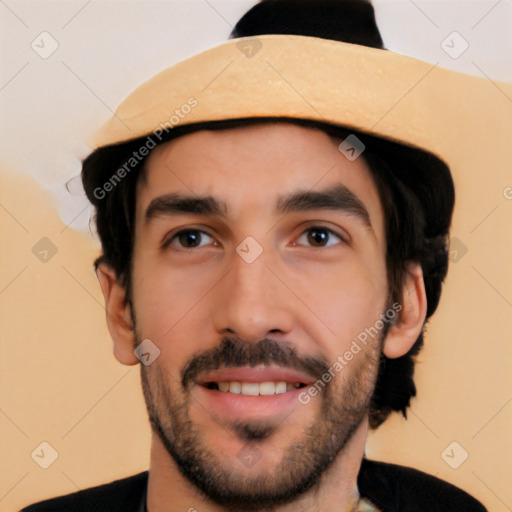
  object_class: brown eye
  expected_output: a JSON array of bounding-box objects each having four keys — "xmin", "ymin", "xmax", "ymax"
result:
[
  {"xmin": 297, "ymin": 227, "xmax": 344, "ymax": 248},
  {"xmin": 179, "ymin": 230, "xmax": 201, "ymax": 247},
  {"xmin": 168, "ymin": 229, "xmax": 214, "ymax": 249}
]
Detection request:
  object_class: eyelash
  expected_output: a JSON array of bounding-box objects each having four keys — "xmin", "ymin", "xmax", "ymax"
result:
[{"xmin": 162, "ymin": 226, "xmax": 347, "ymax": 250}]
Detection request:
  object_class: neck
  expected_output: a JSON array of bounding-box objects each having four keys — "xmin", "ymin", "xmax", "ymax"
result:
[{"xmin": 146, "ymin": 417, "xmax": 368, "ymax": 512}]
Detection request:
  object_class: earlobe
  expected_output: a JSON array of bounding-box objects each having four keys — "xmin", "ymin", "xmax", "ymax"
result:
[
  {"xmin": 382, "ymin": 263, "xmax": 428, "ymax": 359},
  {"xmin": 96, "ymin": 262, "xmax": 139, "ymax": 366}
]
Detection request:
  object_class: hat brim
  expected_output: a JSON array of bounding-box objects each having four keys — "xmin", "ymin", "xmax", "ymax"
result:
[
  {"xmin": 90, "ymin": 34, "xmax": 499, "ymax": 237},
  {"xmin": 92, "ymin": 35, "xmax": 451, "ymax": 155}
]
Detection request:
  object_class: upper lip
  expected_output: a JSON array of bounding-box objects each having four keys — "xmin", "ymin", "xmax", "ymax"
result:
[{"xmin": 196, "ymin": 365, "xmax": 316, "ymax": 386}]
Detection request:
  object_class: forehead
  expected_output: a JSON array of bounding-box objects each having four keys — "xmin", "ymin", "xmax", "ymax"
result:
[{"xmin": 136, "ymin": 122, "xmax": 384, "ymax": 233}]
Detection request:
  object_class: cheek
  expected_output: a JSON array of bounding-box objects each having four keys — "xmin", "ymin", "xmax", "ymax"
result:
[
  {"xmin": 291, "ymin": 251, "xmax": 388, "ymax": 350},
  {"xmin": 131, "ymin": 254, "xmax": 218, "ymax": 350}
]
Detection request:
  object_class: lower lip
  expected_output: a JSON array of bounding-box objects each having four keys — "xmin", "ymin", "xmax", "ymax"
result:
[{"xmin": 194, "ymin": 385, "xmax": 307, "ymax": 422}]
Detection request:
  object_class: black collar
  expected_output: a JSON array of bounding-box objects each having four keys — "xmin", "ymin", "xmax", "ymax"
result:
[{"xmin": 137, "ymin": 457, "xmax": 486, "ymax": 512}]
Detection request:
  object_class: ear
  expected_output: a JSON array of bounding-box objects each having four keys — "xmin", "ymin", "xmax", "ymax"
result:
[
  {"xmin": 383, "ymin": 262, "xmax": 428, "ymax": 359},
  {"xmin": 96, "ymin": 262, "xmax": 138, "ymax": 365}
]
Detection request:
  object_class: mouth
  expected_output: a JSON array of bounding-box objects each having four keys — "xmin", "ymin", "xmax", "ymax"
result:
[
  {"xmin": 202, "ymin": 380, "xmax": 307, "ymax": 395},
  {"xmin": 196, "ymin": 365, "xmax": 313, "ymax": 395},
  {"xmin": 191, "ymin": 365, "xmax": 315, "ymax": 424}
]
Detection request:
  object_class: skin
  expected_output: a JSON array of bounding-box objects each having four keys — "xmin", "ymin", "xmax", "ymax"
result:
[{"xmin": 96, "ymin": 122, "xmax": 427, "ymax": 512}]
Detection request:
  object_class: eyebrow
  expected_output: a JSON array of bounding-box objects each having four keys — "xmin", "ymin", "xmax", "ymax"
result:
[
  {"xmin": 275, "ymin": 185, "xmax": 371, "ymax": 227},
  {"xmin": 144, "ymin": 194, "xmax": 227, "ymax": 225},
  {"xmin": 144, "ymin": 184, "xmax": 371, "ymax": 228}
]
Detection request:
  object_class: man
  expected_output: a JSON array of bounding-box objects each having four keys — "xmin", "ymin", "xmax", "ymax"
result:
[{"xmin": 21, "ymin": 0, "xmax": 488, "ymax": 510}]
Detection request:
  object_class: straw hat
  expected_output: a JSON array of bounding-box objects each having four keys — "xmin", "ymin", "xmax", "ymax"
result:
[{"xmin": 93, "ymin": 31, "xmax": 464, "ymax": 234}]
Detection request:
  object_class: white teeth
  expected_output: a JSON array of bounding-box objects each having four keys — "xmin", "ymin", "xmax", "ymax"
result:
[
  {"xmin": 218, "ymin": 381, "xmax": 230, "ymax": 392},
  {"xmin": 229, "ymin": 382, "xmax": 241, "ymax": 394},
  {"xmin": 241, "ymin": 382, "xmax": 260, "ymax": 395},
  {"xmin": 275, "ymin": 382, "xmax": 287, "ymax": 394},
  {"xmin": 213, "ymin": 381, "xmax": 301, "ymax": 395},
  {"xmin": 259, "ymin": 382, "xmax": 275, "ymax": 396}
]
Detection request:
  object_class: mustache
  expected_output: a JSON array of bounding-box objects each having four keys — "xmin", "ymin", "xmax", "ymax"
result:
[{"xmin": 181, "ymin": 337, "xmax": 330, "ymax": 389}]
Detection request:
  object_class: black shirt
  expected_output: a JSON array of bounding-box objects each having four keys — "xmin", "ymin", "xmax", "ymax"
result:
[{"xmin": 21, "ymin": 458, "xmax": 487, "ymax": 512}]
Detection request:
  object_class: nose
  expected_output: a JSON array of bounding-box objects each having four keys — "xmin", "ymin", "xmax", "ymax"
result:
[{"xmin": 211, "ymin": 247, "xmax": 294, "ymax": 342}]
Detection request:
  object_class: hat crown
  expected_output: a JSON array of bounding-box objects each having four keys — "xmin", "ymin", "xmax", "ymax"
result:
[{"xmin": 230, "ymin": 0, "xmax": 385, "ymax": 49}]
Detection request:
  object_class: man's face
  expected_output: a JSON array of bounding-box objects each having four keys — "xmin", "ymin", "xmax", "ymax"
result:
[{"xmin": 130, "ymin": 122, "xmax": 389, "ymax": 508}]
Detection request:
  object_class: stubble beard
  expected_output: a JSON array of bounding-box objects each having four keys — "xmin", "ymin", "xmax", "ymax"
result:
[{"xmin": 139, "ymin": 334, "xmax": 383, "ymax": 512}]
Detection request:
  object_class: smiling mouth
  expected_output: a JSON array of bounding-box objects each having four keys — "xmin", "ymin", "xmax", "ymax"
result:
[
  {"xmin": 195, "ymin": 365, "xmax": 314, "ymax": 399},
  {"xmin": 202, "ymin": 381, "xmax": 307, "ymax": 396}
]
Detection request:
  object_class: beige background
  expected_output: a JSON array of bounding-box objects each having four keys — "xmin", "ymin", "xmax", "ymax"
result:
[{"xmin": 1, "ymin": 1, "xmax": 511, "ymax": 511}]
